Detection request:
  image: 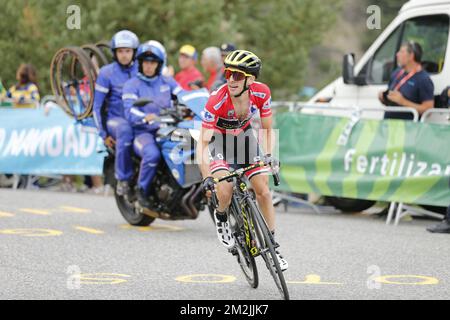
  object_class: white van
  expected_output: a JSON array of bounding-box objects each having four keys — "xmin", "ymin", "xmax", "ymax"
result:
[
  {"xmin": 306, "ymin": 0, "xmax": 450, "ymax": 212},
  {"xmin": 310, "ymin": 0, "xmax": 450, "ymax": 116}
]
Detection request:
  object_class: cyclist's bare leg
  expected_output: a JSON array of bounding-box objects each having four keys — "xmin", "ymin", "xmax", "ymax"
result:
[
  {"xmin": 250, "ymin": 172, "xmax": 288, "ymax": 271},
  {"xmin": 210, "ymin": 169, "xmax": 235, "ymax": 249},
  {"xmin": 212, "ymin": 170, "xmax": 233, "ymax": 212},
  {"xmin": 250, "ymin": 173, "xmax": 275, "ymax": 231}
]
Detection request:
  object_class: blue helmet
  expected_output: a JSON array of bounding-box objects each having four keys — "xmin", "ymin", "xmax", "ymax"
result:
[
  {"xmin": 145, "ymin": 40, "xmax": 167, "ymax": 66},
  {"xmin": 136, "ymin": 44, "xmax": 165, "ymax": 77},
  {"xmin": 111, "ymin": 30, "xmax": 139, "ymax": 50}
]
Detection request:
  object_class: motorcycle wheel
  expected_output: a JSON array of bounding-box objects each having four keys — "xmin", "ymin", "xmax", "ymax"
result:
[{"xmin": 115, "ymin": 192, "xmax": 155, "ymax": 226}]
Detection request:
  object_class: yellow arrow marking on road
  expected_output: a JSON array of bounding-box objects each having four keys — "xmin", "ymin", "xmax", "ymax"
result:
[
  {"xmin": 374, "ymin": 275, "xmax": 439, "ymax": 286},
  {"xmin": 0, "ymin": 211, "xmax": 14, "ymax": 218},
  {"xmin": 0, "ymin": 228, "xmax": 62, "ymax": 237},
  {"xmin": 74, "ymin": 226, "xmax": 105, "ymax": 235},
  {"xmin": 288, "ymin": 274, "xmax": 343, "ymax": 285},
  {"xmin": 20, "ymin": 208, "xmax": 51, "ymax": 216},
  {"xmin": 77, "ymin": 273, "xmax": 131, "ymax": 285},
  {"xmin": 120, "ymin": 224, "xmax": 185, "ymax": 232},
  {"xmin": 60, "ymin": 206, "xmax": 92, "ymax": 214},
  {"xmin": 175, "ymin": 274, "xmax": 237, "ymax": 284}
]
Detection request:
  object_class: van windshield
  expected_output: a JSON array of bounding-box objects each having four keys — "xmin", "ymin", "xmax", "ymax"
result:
[
  {"xmin": 403, "ymin": 15, "xmax": 449, "ymax": 74},
  {"xmin": 363, "ymin": 14, "xmax": 450, "ymax": 85}
]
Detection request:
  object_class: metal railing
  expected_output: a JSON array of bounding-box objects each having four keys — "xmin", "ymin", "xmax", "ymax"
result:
[{"xmin": 386, "ymin": 108, "xmax": 450, "ymax": 226}]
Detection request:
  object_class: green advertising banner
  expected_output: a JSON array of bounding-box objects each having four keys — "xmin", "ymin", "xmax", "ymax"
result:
[{"xmin": 274, "ymin": 113, "xmax": 450, "ymax": 207}]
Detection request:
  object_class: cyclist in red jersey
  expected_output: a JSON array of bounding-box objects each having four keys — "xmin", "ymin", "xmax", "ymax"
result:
[{"xmin": 196, "ymin": 50, "xmax": 288, "ymax": 271}]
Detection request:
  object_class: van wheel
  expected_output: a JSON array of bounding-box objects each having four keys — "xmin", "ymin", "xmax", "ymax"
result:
[
  {"xmin": 325, "ymin": 196, "xmax": 375, "ymax": 213},
  {"xmin": 421, "ymin": 205, "xmax": 447, "ymax": 215}
]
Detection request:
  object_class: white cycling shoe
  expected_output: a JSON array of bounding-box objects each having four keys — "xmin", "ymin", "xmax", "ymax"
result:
[
  {"xmin": 214, "ymin": 210, "xmax": 235, "ymax": 250},
  {"xmin": 275, "ymin": 249, "xmax": 289, "ymax": 272}
]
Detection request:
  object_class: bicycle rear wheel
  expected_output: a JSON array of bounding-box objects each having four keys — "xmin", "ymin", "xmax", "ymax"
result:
[
  {"xmin": 50, "ymin": 46, "xmax": 96, "ymax": 120},
  {"xmin": 96, "ymin": 40, "xmax": 114, "ymax": 62},
  {"xmin": 229, "ymin": 199, "xmax": 258, "ymax": 289},
  {"xmin": 248, "ymin": 199, "xmax": 290, "ymax": 300},
  {"xmin": 81, "ymin": 43, "xmax": 109, "ymax": 69}
]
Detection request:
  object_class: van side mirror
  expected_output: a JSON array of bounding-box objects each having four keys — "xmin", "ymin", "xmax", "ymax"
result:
[{"xmin": 343, "ymin": 53, "xmax": 355, "ymax": 85}]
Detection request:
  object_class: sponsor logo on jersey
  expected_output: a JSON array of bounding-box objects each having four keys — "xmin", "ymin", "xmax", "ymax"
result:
[
  {"xmin": 217, "ymin": 117, "xmax": 250, "ymax": 130},
  {"xmin": 201, "ymin": 110, "xmax": 215, "ymax": 123},
  {"xmin": 262, "ymin": 97, "xmax": 271, "ymax": 110},
  {"xmin": 251, "ymin": 91, "xmax": 266, "ymax": 99}
]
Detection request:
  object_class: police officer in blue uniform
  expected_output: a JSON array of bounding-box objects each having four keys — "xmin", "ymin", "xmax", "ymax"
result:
[
  {"xmin": 93, "ymin": 30, "xmax": 139, "ymax": 196},
  {"xmin": 122, "ymin": 44, "xmax": 182, "ymax": 208}
]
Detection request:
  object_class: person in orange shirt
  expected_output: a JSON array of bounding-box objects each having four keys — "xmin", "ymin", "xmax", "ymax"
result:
[{"xmin": 174, "ymin": 44, "xmax": 204, "ymax": 91}]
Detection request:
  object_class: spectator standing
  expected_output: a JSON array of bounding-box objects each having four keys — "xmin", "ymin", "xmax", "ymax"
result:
[
  {"xmin": 379, "ymin": 41, "xmax": 434, "ymax": 120},
  {"xmin": 220, "ymin": 43, "xmax": 236, "ymax": 63},
  {"xmin": 7, "ymin": 64, "xmax": 40, "ymax": 108},
  {"xmin": 201, "ymin": 47, "xmax": 223, "ymax": 91},
  {"xmin": 175, "ymin": 44, "xmax": 204, "ymax": 90}
]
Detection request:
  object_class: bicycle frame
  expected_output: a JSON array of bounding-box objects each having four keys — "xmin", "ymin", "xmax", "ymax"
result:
[{"xmin": 229, "ymin": 176, "xmax": 260, "ymax": 257}]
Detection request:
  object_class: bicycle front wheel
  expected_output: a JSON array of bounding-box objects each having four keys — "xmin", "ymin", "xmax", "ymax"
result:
[
  {"xmin": 248, "ymin": 199, "xmax": 290, "ymax": 300},
  {"xmin": 229, "ymin": 200, "xmax": 258, "ymax": 289}
]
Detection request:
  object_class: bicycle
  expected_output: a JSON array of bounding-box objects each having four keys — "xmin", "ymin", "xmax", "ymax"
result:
[
  {"xmin": 50, "ymin": 46, "xmax": 96, "ymax": 120},
  {"xmin": 209, "ymin": 159, "xmax": 290, "ymax": 300}
]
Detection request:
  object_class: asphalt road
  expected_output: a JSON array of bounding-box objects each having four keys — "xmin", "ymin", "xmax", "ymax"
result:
[{"xmin": 0, "ymin": 189, "xmax": 449, "ymax": 300}]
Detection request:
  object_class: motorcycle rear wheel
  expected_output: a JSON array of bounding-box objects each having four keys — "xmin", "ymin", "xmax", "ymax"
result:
[{"xmin": 115, "ymin": 192, "xmax": 155, "ymax": 226}]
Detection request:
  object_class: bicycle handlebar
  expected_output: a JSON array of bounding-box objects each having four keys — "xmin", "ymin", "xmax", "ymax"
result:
[
  {"xmin": 208, "ymin": 159, "xmax": 281, "ymax": 209},
  {"xmin": 213, "ymin": 159, "xmax": 280, "ymax": 185}
]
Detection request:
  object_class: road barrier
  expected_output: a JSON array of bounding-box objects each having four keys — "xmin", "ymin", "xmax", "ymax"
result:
[
  {"xmin": 386, "ymin": 108, "xmax": 450, "ymax": 225},
  {"xmin": 271, "ymin": 105, "xmax": 450, "ymax": 213},
  {"xmin": 0, "ymin": 106, "xmax": 104, "ymax": 176}
]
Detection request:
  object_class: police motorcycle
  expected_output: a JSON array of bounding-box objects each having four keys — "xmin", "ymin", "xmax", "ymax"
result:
[{"xmin": 103, "ymin": 89, "xmax": 213, "ymax": 226}]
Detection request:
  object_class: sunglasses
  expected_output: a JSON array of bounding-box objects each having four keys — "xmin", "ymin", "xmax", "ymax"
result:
[{"xmin": 224, "ymin": 68, "xmax": 252, "ymax": 81}]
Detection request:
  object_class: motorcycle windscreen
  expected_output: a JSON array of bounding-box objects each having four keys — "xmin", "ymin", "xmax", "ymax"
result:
[{"xmin": 177, "ymin": 89, "xmax": 209, "ymax": 119}]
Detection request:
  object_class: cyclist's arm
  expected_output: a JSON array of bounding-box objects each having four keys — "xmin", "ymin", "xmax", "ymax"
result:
[
  {"xmin": 260, "ymin": 114, "xmax": 274, "ymax": 156},
  {"xmin": 196, "ymin": 126, "xmax": 214, "ymax": 178},
  {"xmin": 258, "ymin": 84, "xmax": 274, "ymax": 155}
]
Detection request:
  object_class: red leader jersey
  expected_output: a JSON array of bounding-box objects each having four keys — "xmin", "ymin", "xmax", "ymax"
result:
[{"xmin": 201, "ymin": 82, "xmax": 272, "ymax": 135}]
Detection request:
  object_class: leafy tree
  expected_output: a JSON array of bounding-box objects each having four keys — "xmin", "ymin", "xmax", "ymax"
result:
[
  {"xmin": 0, "ymin": 0, "xmax": 340, "ymax": 99},
  {"xmin": 0, "ymin": 0, "xmax": 225, "ymax": 95},
  {"xmin": 223, "ymin": 0, "xmax": 341, "ymax": 98},
  {"xmin": 362, "ymin": 0, "xmax": 406, "ymax": 50}
]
